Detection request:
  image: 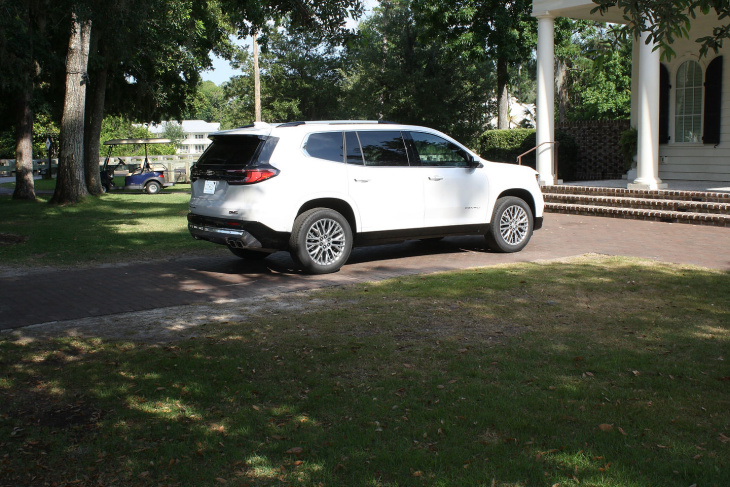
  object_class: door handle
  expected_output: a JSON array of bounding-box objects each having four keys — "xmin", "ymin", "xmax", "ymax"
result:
[
  {"xmin": 428, "ymin": 176, "xmax": 443, "ymax": 181},
  {"xmin": 354, "ymin": 178, "xmax": 370, "ymax": 183}
]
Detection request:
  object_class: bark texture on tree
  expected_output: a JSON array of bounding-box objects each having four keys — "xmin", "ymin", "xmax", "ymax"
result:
[
  {"xmin": 253, "ymin": 31, "xmax": 262, "ymax": 123},
  {"xmin": 496, "ymin": 58, "xmax": 509, "ymax": 130},
  {"xmin": 12, "ymin": 2, "xmax": 36, "ymax": 201},
  {"xmin": 51, "ymin": 14, "xmax": 92, "ymax": 205},
  {"xmin": 84, "ymin": 43, "xmax": 108, "ymax": 196},
  {"xmin": 13, "ymin": 90, "xmax": 37, "ymax": 201},
  {"xmin": 557, "ymin": 60, "xmax": 568, "ymax": 124}
]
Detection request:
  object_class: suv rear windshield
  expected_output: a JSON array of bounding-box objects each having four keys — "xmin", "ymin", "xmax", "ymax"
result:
[{"xmin": 196, "ymin": 135, "xmax": 271, "ymax": 167}]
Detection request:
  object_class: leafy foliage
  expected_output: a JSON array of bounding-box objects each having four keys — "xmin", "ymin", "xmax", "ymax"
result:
[
  {"xmin": 340, "ymin": 0, "xmax": 492, "ymax": 145},
  {"xmin": 619, "ymin": 127, "xmax": 639, "ymax": 171},
  {"xmin": 556, "ymin": 21, "xmax": 632, "ymax": 121},
  {"xmin": 413, "ymin": 0, "xmax": 536, "ymax": 129},
  {"xmin": 161, "ymin": 122, "xmax": 186, "ymax": 146},
  {"xmin": 221, "ymin": 33, "xmax": 324, "ymax": 128},
  {"xmin": 184, "ymin": 81, "xmax": 226, "ymax": 123},
  {"xmin": 98, "ymin": 116, "xmax": 176, "ymax": 156},
  {"xmin": 592, "ymin": 0, "xmax": 730, "ymax": 59}
]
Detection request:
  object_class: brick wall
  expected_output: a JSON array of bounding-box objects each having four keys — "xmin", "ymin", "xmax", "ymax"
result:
[{"xmin": 557, "ymin": 120, "xmax": 630, "ymax": 181}]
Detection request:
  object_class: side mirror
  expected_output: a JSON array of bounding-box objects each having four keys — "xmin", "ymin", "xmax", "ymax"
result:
[{"xmin": 469, "ymin": 156, "xmax": 483, "ymax": 168}]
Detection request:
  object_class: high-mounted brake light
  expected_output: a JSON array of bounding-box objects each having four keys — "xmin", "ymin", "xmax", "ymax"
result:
[{"xmin": 226, "ymin": 168, "xmax": 279, "ymax": 185}]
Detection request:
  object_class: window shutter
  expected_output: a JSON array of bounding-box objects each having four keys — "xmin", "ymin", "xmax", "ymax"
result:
[
  {"xmin": 703, "ymin": 56, "xmax": 723, "ymax": 145},
  {"xmin": 659, "ymin": 63, "xmax": 670, "ymax": 144}
]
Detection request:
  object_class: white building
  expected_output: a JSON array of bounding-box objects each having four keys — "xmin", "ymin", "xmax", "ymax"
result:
[
  {"xmin": 148, "ymin": 120, "xmax": 220, "ymax": 155},
  {"xmin": 532, "ymin": 1, "xmax": 730, "ymax": 188}
]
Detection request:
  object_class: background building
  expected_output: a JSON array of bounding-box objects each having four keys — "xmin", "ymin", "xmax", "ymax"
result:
[
  {"xmin": 148, "ymin": 120, "xmax": 220, "ymax": 155},
  {"xmin": 532, "ymin": 0, "xmax": 730, "ymax": 187}
]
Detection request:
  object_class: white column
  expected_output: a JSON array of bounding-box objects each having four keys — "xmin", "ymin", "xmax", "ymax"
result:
[
  {"xmin": 535, "ymin": 15, "xmax": 555, "ymax": 186},
  {"xmin": 629, "ymin": 29, "xmax": 667, "ymax": 190}
]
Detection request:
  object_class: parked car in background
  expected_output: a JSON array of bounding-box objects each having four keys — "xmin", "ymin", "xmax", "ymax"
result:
[{"xmin": 187, "ymin": 121, "xmax": 544, "ymax": 274}]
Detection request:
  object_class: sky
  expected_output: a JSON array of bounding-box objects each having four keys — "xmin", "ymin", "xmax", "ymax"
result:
[{"xmin": 201, "ymin": 1, "xmax": 377, "ymax": 85}]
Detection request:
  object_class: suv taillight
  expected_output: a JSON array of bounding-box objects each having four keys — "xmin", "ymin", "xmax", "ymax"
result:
[{"xmin": 226, "ymin": 168, "xmax": 279, "ymax": 185}]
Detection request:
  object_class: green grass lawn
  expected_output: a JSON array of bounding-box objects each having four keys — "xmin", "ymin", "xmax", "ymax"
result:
[
  {"xmin": 1, "ymin": 256, "xmax": 728, "ymax": 486},
  {"xmin": 1, "ymin": 177, "xmax": 191, "ymax": 193},
  {"xmin": 0, "ymin": 183, "xmax": 213, "ymax": 268}
]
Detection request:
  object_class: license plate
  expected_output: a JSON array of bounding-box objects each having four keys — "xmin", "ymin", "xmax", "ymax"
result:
[{"xmin": 203, "ymin": 180, "xmax": 217, "ymax": 194}]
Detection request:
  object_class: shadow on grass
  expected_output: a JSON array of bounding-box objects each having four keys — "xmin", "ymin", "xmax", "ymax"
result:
[
  {"xmin": 0, "ymin": 192, "xmax": 497, "ymax": 272},
  {"xmin": 1, "ymin": 258, "xmax": 728, "ymax": 486},
  {"xmin": 0, "ymin": 191, "xmax": 522, "ymax": 330}
]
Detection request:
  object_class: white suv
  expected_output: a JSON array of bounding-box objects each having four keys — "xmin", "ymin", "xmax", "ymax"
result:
[{"xmin": 188, "ymin": 121, "xmax": 544, "ymax": 274}]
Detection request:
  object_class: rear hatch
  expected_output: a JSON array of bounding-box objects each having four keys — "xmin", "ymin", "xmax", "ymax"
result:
[{"xmin": 189, "ymin": 133, "xmax": 279, "ymax": 218}]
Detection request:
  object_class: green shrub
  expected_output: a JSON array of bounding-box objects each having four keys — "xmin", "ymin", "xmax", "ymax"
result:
[
  {"xmin": 619, "ymin": 127, "xmax": 638, "ymax": 172},
  {"xmin": 478, "ymin": 129, "xmax": 536, "ymax": 165},
  {"xmin": 478, "ymin": 128, "xmax": 579, "ymax": 181},
  {"xmin": 555, "ymin": 130, "xmax": 579, "ymax": 181}
]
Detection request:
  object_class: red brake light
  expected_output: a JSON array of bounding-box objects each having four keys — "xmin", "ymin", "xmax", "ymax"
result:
[{"xmin": 226, "ymin": 168, "xmax": 279, "ymax": 185}]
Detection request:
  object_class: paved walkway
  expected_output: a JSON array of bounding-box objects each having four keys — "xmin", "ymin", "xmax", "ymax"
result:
[{"xmin": 1, "ymin": 213, "xmax": 728, "ymax": 332}]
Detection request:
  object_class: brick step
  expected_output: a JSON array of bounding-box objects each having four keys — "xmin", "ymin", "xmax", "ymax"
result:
[
  {"xmin": 544, "ymin": 193, "xmax": 730, "ymax": 214},
  {"xmin": 544, "ymin": 202, "xmax": 730, "ymax": 227},
  {"xmin": 542, "ymin": 185, "xmax": 730, "ymax": 204}
]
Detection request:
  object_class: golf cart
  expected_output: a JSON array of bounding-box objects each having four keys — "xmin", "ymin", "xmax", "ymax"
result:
[{"xmin": 100, "ymin": 138, "xmax": 175, "ymax": 194}]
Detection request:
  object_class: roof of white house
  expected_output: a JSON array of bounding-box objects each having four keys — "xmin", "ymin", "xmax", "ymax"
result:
[
  {"xmin": 147, "ymin": 120, "xmax": 220, "ymax": 134},
  {"xmin": 181, "ymin": 120, "xmax": 220, "ymax": 133}
]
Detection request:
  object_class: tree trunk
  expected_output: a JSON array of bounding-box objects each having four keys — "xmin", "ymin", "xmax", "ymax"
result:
[
  {"xmin": 51, "ymin": 13, "xmax": 92, "ymax": 205},
  {"xmin": 84, "ymin": 33, "xmax": 108, "ymax": 196},
  {"xmin": 13, "ymin": 89, "xmax": 36, "ymax": 201},
  {"xmin": 253, "ymin": 31, "xmax": 262, "ymax": 122},
  {"xmin": 557, "ymin": 60, "xmax": 568, "ymax": 124},
  {"xmin": 496, "ymin": 57, "xmax": 509, "ymax": 130},
  {"xmin": 12, "ymin": 1, "xmax": 36, "ymax": 201}
]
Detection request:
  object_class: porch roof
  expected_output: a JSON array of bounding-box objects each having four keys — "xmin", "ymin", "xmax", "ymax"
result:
[{"xmin": 532, "ymin": 0, "xmax": 626, "ymax": 23}]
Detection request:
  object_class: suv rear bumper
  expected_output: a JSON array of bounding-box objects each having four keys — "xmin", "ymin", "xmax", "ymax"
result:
[{"xmin": 187, "ymin": 213, "xmax": 288, "ymax": 251}]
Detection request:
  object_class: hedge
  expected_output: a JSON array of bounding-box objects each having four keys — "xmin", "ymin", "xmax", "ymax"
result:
[{"xmin": 477, "ymin": 128, "xmax": 579, "ymax": 181}]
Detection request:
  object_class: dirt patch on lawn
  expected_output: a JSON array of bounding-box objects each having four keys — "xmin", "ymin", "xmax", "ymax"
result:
[
  {"xmin": 3, "ymin": 287, "xmax": 524, "ymax": 347},
  {"xmin": 2, "ymin": 290, "xmax": 330, "ymax": 344},
  {"xmin": 0, "ymin": 232, "xmax": 28, "ymax": 245}
]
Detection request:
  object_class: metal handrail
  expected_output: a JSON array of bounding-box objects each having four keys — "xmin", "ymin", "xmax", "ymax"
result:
[{"xmin": 516, "ymin": 141, "xmax": 559, "ymax": 184}]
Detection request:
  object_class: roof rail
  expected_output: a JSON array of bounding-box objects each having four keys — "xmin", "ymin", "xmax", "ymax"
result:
[{"xmin": 275, "ymin": 120, "xmax": 399, "ymax": 127}]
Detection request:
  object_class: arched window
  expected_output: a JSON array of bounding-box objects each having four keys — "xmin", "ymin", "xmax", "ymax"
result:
[{"xmin": 675, "ymin": 60, "xmax": 703, "ymax": 143}]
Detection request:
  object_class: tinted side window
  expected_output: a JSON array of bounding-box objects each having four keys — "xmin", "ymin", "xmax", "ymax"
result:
[
  {"xmin": 303, "ymin": 132, "xmax": 343, "ymax": 162},
  {"xmin": 196, "ymin": 135, "xmax": 267, "ymax": 167},
  {"xmin": 357, "ymin": 131, "xmax": 410, "ymax": 167},
  {"xmin": 345, "ymin": 132, "xmax": 364, "ymax": 165},
  {"xmin": 410, "ymin": 132, "xmax": 470, "ymax": 167}
]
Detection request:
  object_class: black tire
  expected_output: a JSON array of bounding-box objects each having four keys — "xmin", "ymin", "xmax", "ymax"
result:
[
  {"xmin": 228, "ymin": 247, "xmax": 270, "ymax": 260},
  {"xmin": 145, "ymin": 180, "xmax": 162, "ymax": 194},
  {"xmin": 485, "ymin": 196, "xmax": 533, "ymax": 253},
  {"xmin": 100, "ymin": 184, "xmax": 108, "ymax": 194},
  {"xmin": 289, "ymin": 208, "xmax": 353, "ymax": 274}
]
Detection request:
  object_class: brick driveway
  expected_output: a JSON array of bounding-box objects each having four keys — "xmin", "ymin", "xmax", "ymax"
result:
[{"xmin": 1, "ymin": 213, "xmax": 728, "ymax": 331}]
